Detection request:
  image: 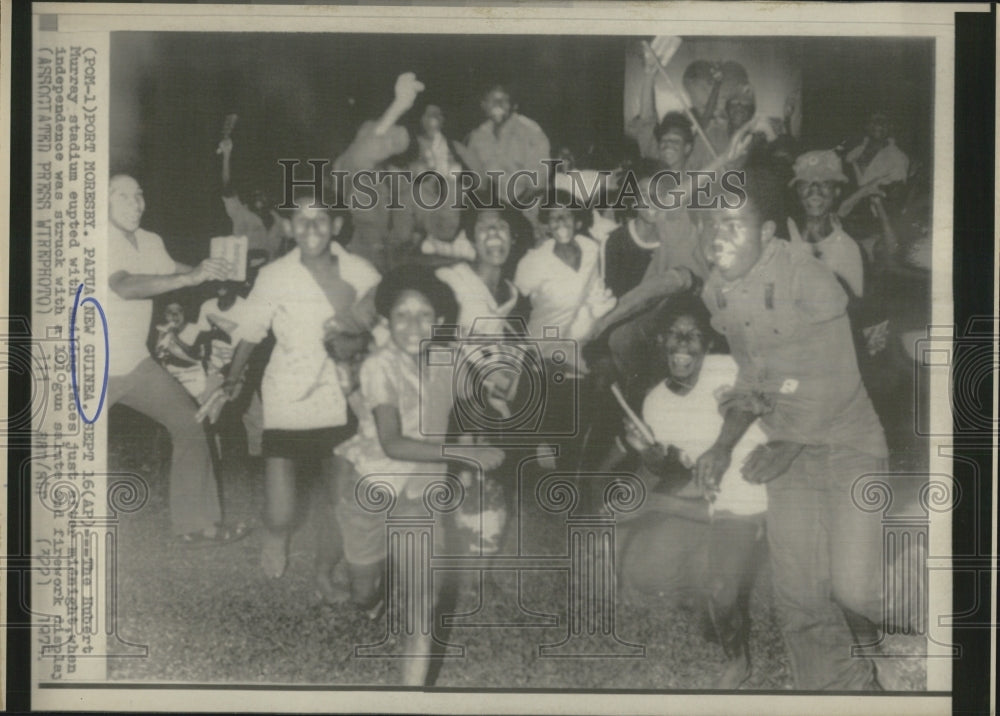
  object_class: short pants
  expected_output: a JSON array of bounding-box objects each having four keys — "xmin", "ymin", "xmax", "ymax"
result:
[{"xmin": 262, "ymin": 411, "xmax": 358, "ymax": 460}]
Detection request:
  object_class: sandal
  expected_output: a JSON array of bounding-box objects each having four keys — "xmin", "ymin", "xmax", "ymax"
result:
[{"xmin": 178, "ymin": 522, "xmax": 250, "ymax": 547}]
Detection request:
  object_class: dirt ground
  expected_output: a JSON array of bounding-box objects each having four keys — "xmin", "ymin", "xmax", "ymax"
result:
[{"xmin": 105, "ymin": 405, "xmax": 928, "ymax": 691}]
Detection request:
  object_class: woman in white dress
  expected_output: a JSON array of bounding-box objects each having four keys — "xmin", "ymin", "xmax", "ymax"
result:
[{"xmin": 225, "ymin": 201, "xmax": 381, "ymax": 578}]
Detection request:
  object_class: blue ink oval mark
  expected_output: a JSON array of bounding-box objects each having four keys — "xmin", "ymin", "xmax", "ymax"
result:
[{"xmin": 70, "ymin": 283, "xmax": 109, "ymax": 424}]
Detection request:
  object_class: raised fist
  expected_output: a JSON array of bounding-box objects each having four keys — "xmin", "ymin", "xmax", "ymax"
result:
[{"xmin": 393, "ymin": 72, "xmax": 425, "ymax": 111}]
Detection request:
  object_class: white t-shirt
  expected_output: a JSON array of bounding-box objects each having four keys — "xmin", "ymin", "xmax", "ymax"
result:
[
  {"xmin": 514, "ymin": 236, "xmax": 614, "ymax": 341},
  {"xmin": 641, "ymin": 354, "xmax": 768, "ymax": 516},
  {"xmin": 106, "ymin": 226, "xmax": 177, "ymax": 376}
]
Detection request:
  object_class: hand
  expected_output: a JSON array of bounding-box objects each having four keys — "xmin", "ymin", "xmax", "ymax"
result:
[
  {"xmin": 741, "ymin": 441, "xmax": 804, "ymax": 484},
  {"xmin": 221, "ymin": 376, "xmax": 244, "ymax": 402},
  {"xmin": 217, "ymin": 136, "xmax": 233, "ymax": 156},
  {"xmin": 725, "ymin": 120, "xmax": 756, "ymax": 164},
  {"xmin": 663, "ymin": 266, "xmax": 693, "ymax": 293},
  {"xmin": 859, "ymin": 181, "xmax": 887, "ymax": 200},
  {"xmin": 695, "ymin": 443, "xmax": 732, "ymax": 496},
  {"xmin": 641, "ymin": 44, "xmax": 660, "ymax": 75},
  {"xmin": 647, "ymin": 36, "xmax": 681, "ymax": 69},
  {"xmin": 478, "ymin": 447, "xmax": 506, "ymax": 472},
  {"xmin": 787, "ymin": 217, "xmax": 805, "ymax": 244},
  {"xmin": 623, "ymin": 417, "xmax": 655, "ymax": 453},
  {"xmin": 590, "ymin": 286, "xmax": 617, "ymax": 319},
  {"xmin": 393, "ymin": 72, "xmax": 425, "ymax": 111},
  {"xmin": 186, "ymin": 257, "xmax": 232, "ymax": 286}
]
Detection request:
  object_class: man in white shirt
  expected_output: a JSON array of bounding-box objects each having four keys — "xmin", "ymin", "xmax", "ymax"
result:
[
  {"xmin": 106, "ymin": 174, "xmax": 244, "ymax": 544},
  {"xmin": 609, "ymin": 295, "xmax": 768, "ymax": 688}
]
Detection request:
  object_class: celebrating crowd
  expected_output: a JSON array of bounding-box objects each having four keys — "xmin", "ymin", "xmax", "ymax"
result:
[{"xmin": 106, "ymin": 39, "xmax": 930, "ymax": 690}]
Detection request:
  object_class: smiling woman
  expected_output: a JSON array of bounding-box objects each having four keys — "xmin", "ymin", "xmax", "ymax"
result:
[{"xmin": 222, "ymin": 189, "xmax": 382, "ymax": 579}]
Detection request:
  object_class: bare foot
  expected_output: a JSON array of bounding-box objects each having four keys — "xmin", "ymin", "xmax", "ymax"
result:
[
  {"xmin": 260, "ymin": 532, "xmax": 288, "ymax": 579},
  {"xmin": 316, "ymin": 562, "xmax": 351, "ymax": 604},
  {"xmin": 715, "ymin": 654, "xmax": 751, "ymax": 689}
]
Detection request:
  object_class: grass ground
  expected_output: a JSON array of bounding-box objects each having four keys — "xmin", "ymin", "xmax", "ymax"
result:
[{"xmin": 106, "ymin": 406, "xmax": 928, "ymax": 691}]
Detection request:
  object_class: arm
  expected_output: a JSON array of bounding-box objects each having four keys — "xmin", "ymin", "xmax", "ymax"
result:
[
  {"xmin": 589, "ymin": 262, "xmax": 693, "ymax": 339},
  {"xmin": 373, "ymin": 404, "xmax": 447, "ymax": 463},
  {"xmin": 634, "ymin": 57, "xmax": 658, "ymax": 128},
  {"xmin": 109, "ymin": 271, "xmax": 191, "ymax": 300},
  {"xmin": 694, "ymin": 405, "xmax": 758, "ymax": 493},
  {"xmin": 624, "ymin": 51, "xmax": 661, "ymax": 159},
  {"xmin": 109, "ymin": 256, "xmax": 230, "ymax": 300},
  {"xmin": 837, "ymin": 177, "xmax": 884, "ymax": 218},
  {"xmin": 694, "ymin": 66, "xmax": 724, "ymax": 128},
  {"xmin": 221, "ymin": 339, "xmax": 258, "ymax": 400},
  {"xmin": 219, "ymin": 137, "xmax": 234, "ymax": 196},
  {"xmin": 372, "ymin": 72, "xmax": 424, "ymax": 137}
]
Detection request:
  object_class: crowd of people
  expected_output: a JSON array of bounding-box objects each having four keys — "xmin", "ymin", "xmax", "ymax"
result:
[{"xmin": 107, "ymin": 39, "xmax": 931, "ymax": 690}]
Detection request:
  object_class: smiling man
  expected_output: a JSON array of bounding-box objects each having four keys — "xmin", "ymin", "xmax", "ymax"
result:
[
  {"xmin": 105, "ymin": 174, "xmax": 245, "ymax": 545},
  {"xmin": 787, "ymin": 150, "xmax": 864, "ymax": 300},
  {"xmin": 611, "ymin": 294, "xmax": 768, "ymax": 688},
  {"xmin": 694, "ymin": 169, "xmax": 889, "ymax": 691}
]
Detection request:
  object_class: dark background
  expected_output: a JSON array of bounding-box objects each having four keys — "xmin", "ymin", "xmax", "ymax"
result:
[
  {"xmin": 110, "ymin": 33, "xmax": 934, "ymax": 264},
  {"xmin": 7, "ymin": 8, "xmax": 992, "ymax": 709}
]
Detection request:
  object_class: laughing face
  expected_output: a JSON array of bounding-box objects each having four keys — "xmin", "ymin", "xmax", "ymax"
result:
[
  {"xmin": 545, "ymin": 206, "xmax": 577, "ymax": 245},
  {"xmin": 289, "ymin": 206, "xmax": 334, "ymax": 259},
  {"xmin": 657, "ymin": 128, "xmax": 692, "ymax": 171},
  {"xmin": 699, "ymin": 203, "xmax": 775, "ymax": 281},
  {"xmin": 658, "ymin": 314, "xmax": 707, "ymax": 386},
  {"xmin": 795, "ymin": 179, "xmax": 841, "ymax": 219},
  {"xmin": 388, "ymin": 290, "xmax": 438, "ymax": 357},
  {"xmin": 473, "ymin": 210, "xmax": 513, "ymax": 268}
]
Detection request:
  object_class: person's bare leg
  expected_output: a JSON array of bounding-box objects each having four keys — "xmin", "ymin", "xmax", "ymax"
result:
[
  {"xmin": 261, "ymin": 457, "xmax": 295, "ymax": 578},
  {"xmin": 400, "ymin": 635, "xmax": 433, "ymax": 687},
  {"xmin": 315, "ymin": 456, "xmax": 349, "ymax": 601}
]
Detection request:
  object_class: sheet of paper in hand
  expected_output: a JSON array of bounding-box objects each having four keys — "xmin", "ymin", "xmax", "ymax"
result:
[{"xmin": 210, "ymin": 235, "xmax": 247, "ymax": 282}]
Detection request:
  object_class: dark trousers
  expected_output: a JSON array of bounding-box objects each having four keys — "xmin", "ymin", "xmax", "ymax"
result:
[{"xmin": 766, "ymin": 445, "xmax": 886, "ymax": 690}]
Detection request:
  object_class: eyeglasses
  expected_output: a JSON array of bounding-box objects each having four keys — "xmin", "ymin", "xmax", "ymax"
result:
[{"xmin": 660, "ymin": 328, "xmax": 704, "ymax": 343}]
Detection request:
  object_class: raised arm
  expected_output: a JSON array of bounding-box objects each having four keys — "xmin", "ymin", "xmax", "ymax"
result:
[
  {"xmin": 694, "ymin": 64, "xmax": 725, "ymax": 128},
  {"xmin": 372, "ymin": 72, "xmax": 424, "ymax": 137},
  {"xmin": 626, "ymin": 51, "xmax": 660, "ymax": 159},
  {"xmin": 219, "ymin": 136, "xmax": 235, "ymax": 196}
]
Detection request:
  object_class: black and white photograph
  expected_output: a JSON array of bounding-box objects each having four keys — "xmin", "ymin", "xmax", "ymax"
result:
[
  {"xmin": 103, "ymin": 28, "xmax": 935, "ymax": 689},
  {"xmin": 12, "ymin": 3, "xmax": 996, "ymax": 714}
]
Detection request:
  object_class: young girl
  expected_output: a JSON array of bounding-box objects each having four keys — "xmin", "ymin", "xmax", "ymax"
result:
[
  {"xmin": 224, "ymin": 198, "xmax": 381, "ymax": 580},
  {"xmin": 334, "ymin": 266, "xmax": 504, "ymax": 685}
]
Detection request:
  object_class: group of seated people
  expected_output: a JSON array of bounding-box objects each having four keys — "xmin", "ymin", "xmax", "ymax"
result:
[{"xmin": 109, "ymin": 43, "xmax": 929, "ymax": 690}]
